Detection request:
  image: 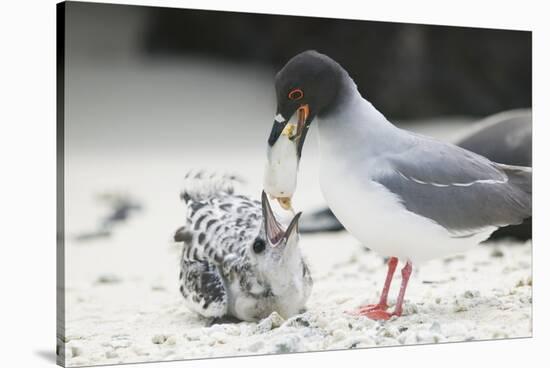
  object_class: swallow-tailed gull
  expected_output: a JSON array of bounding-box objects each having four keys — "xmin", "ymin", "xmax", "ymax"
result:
[{"xmin": 264, "ymin": 51, "xmax": 532, "ymax": 320}]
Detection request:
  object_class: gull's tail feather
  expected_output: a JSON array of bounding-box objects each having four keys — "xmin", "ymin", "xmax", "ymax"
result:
[
  {"xmin": 180, "ymin": 170, "xmax": 245, "ymax": 204},
  {"xmin": 498, "ymin": 164, "xmax": 532, "ymax": 194},
  {"xmin": 497, "ymin": 163, "xmax": 532, "ymax": 219}
]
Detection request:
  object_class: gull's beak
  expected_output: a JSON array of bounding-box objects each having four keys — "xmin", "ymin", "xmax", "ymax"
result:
[
  {"xmin": 265, "ymin": 104, "xmax": 312, "ymax": 211},
  {"xmin": 262, "ymin": 191, "xmax": 285, "ymax": 246},
  {"xmin": 268, "ymin": 104, "xmax": 311, "ymax": 158}
]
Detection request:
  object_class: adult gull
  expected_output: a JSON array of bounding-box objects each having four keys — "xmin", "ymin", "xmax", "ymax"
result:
[{"xmin": 263, "ymin": 50, "xmax": 532, "ymax": 320}]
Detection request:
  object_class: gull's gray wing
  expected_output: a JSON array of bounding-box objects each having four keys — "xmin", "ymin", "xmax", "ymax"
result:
[{"xmin": 373, "ymin": 137, "xmax": 532, "ymax": 235}]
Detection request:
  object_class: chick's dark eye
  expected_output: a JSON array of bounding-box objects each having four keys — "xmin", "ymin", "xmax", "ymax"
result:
[
  {"xmin": 253, "ymin": 239, "xmax": 266, "ymax": 254},
  {"xmin": 288, "ymin": 88, "xmax": 304, "ymax": 100}
]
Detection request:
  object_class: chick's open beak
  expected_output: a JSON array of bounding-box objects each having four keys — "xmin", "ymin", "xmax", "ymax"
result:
[
  {"xmin": 262, "ymin": 191, "xmax": 302, "ymax": 248},
  {"xmin": 262, "ymin": 191, "xmax": 285, "ymax": 245}
]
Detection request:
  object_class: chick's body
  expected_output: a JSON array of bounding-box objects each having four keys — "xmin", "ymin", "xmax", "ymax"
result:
[{"xmin": 175, "ymin": 172, "xmax": 312, "ymax": 322}]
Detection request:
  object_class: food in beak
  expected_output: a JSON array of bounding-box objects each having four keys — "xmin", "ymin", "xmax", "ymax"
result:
[
  {"xmin": 264, "ymin": 124, "xmax": 299, "ymax": 205},
  {"xmin": 276, "ymin": 197, "xmax": 293, "ymax": 211}
]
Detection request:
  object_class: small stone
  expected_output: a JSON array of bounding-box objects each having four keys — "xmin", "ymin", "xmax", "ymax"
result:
[
  {"xmin": 96, "ymin": 274, "xmax": 122, "ymax": 284},
  {"xmin": 105, "ymin": 349, "xmax": 118, "ymax": 359},
  {"xmin": 183, "ymin": 330, "xmax": 201, "ymax": 341},
  {"xmin": 211, "ymin": 332, "xmax": 227, "ymax": 344},
  {"xmin": 274, "ymin": 335, "xmax": 302, "ymax": 354},
  {"xmin": 454, "ymin": 304, "xmax": 468, "ymax": 313},
  {"xmin": 223, "ymin": 325, "xmax": 241, "ymax": 336},
  {"xmin": 492, "ymin": 331, "xmax": 509, "ymax": 339},
  {"xmin": 285, "ymin": 315, "xmax": 311, "ymax": 328},
  {"xmin": 329, "ymin": 318, "xmax": 349, "ymax": 331},
  {"xmin": 516, "ymin": 277, "xmax": 532, "ymax": 288},
  {"xmin": 463, "ymin": 290, "xmax": 480, "ymax": 299},
  {"xmin": 69, "ymin": 343, "xmax": 84, "ymax": 358},
  {"xmin": 398, "ymin": 331, "xmax": 416, "ymax": 345},
  {"xmin": 133, "ymin": 346, "xmax": 150, "ymax": 356},
  {"xmin": 200, "ymin": 335, "xmax": 216, "ymax": 346},
  {"xmin": 332, "ymin": 329, "xmax": 346, "ymax": 341},
  {"xmin": 380, "ymin": 326, "xmax": 399, "ymax": 338},
  {"xmin": 256, "ymin": 312, "xmax": 285, "ymax": 333},
  {"xmin": 152, "ymin": 334, "xmax": 167, "ymax": 344},
  {"xmin": 403, "ymin": 303, "xmax": 419, "ymax": 315},
  {"xmin": 111, "ymin": 339, "xmax": 131, "ymax": 349},
  {"xmin": 416, "ymin": 330, "xmax": 439, "ymax": 343},
  {"xmin": 349, "ymin": 336, "xmax": 376, "ymax": 348},
  {"xmin": 491, "ymin": 248, "xmax": 504, "ymax": 258},
  {"xmin": 248, "ymin": 340, "xmax": 265, "ymax": 352},
  {"xmin": 430, "ymin": 321, "xmax": 441, "ymax": 333},
  {"xmin": 162, "ymin": 349, "xmax": 176, "ymax": 357},
  {"xmin": 166, "ymin": 335, "xmax": 177, "ymax": 345}
]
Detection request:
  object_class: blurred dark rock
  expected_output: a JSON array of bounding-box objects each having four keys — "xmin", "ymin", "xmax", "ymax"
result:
[
  {"xmin": 141, "ymin": 8, "xmax": 531, "ymax": 119},
  {"xmin": 74, "ymin": 193, "xmax": 142, "ymax": 243},
  {"xmin": 457, "ymin": 110, "xmax": 532, "ymax": 241}
]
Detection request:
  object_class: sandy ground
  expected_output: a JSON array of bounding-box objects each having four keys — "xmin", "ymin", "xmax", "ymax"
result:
[
  {"xmin": 61, "ymin": 154, "xmax": 532, "ymax": 367},
  {"xmin": 60, "ymin": 57, "xmax": 531, "ymax": 367}
]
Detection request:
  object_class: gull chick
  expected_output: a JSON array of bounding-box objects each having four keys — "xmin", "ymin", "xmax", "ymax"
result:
[{"xmin": 175, "ymin": 171, "xmax": 312, "ymax": 322}]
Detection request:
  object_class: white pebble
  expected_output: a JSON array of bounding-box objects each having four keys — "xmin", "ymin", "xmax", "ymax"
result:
[
  {"xmin": 105, "ymin": 349, "xmax": 118, "ymax": 359},
  {"xmin": 416, "ymin": 330, "xmax": 437, "ymax": 343},
  {"xmin": 256, "ymin": 312, "xmax": 285, "ymax": 333},
  {"xmin": 111, "ymin": 339, "xmax": 131, "ymax": 349},
  {"xmin": 211, "ymin": 332, "xmax": 227, "ymax": 343},
  {"xmin": 69, "ymin": 343, "xmax": 84, "ymax": 358},
  {"xmin": 331, "ymin": 329, "xmax": 346, "ymax": 342},
  {"xmin": 184, "ymin": 330, "xmax": 202, "ymax": 341},
  {"xmin": 398, "ymin": 331, "xmax": 416, "ymax": 345},
  {"xmin": 248, "ymin": 340, "xmax": 265, "ymax": 352},
  {"xmin": 430, "ymin": 321, "xmax": 442, "ymax": 333},
  {"xmin": 166, "ymin": 335, "xmax": 177, "ymax": 345},
  {"xmin": 329, "ymin": 318, "xmax": 349, "ymax": 332}
]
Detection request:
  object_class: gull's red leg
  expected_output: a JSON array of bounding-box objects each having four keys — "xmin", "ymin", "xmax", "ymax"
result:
[
  {"xmin": 348, "ymin": 257, "xmax": 398, "ymax": 316},
  {"xmin": 392, "ymin": 261, "xmax": 413, "ymax": 317},
  {"xmin": 361, "ymin": 261, "xmax": 413, "ymax": 321},
  {"xmin": 359, "ymin": 257, "xmax": 398, "ymax": 311}
]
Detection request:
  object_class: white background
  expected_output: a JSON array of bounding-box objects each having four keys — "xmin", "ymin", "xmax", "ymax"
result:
[{"xmin": 0, "ymin": 0, "xmax": 548, "ymax": 367}]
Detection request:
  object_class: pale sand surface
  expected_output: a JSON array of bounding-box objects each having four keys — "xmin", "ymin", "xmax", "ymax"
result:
[{"xmin": 62, "ymin": 154, "xmax": 531, "ymax": 367}]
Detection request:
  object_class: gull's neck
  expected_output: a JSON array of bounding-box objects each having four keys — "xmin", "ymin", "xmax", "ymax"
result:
[{"xmin": 317, "ymin": 77, "xmax": 409, "ymax": 158}]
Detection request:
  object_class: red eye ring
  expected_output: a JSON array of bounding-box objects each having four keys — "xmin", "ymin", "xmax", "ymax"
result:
[{"xmin": 288, "ymin": 88, "xmax": 304, "ymax": 100}]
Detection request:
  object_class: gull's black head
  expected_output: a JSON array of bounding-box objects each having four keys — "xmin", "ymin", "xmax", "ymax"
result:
[{"xmin": 268, "ymin": 50, "xmax": 345, "ymax": 154}]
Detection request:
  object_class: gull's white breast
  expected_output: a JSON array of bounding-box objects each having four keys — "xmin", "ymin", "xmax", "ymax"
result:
[
  {"xmin": 316, "ymin": 101, "xmax": 493, "ymax": 263},
  {"xmin": 319, "ymin": 156, "xmax": 491, "ymax": 263}
]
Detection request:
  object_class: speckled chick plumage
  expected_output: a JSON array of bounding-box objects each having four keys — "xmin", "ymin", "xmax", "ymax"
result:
[{"xmin": 175, "ymin": 171, "xmax": 312, "ymax": 322}]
